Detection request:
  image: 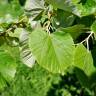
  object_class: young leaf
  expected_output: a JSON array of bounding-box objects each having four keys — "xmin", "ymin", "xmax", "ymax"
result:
[{"xmin": 29, "ymin": 28, "xmax": 75, "ymax": 74}]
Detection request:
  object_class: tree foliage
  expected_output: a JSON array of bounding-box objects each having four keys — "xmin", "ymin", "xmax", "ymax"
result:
[{"xmin": 0, "ymin": 0, "xmax": 96, "ymax": 95}]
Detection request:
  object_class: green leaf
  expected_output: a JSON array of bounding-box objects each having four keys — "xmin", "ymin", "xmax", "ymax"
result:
[
  {"xmin": 0, "ymin": 48, "xmax": 17, "ymax": 90},
  {"xmin": 78, "ymin": 0, "xmax": 96, "ymax": 16},
  {"xmin": 0, "ymin": 0, "xmax": 23, "ymax": 19},
  {"xmin": 9, "ymin": 28, "xmax": 23, "ymax": 38},
  {"xmin": 75, "ymin": 68, "xmax": 90, "ymax": 89},
  {"xmin": 91, "ymin": 20, "xmax": 96, "ymax": 33},
  {"xmin": 74, "ymin": 44, "xmax": 96, "ymax": 76},
  {"xmin": 45, "ymin": 0, "xmax": 96, "ymax": 17},
  {"xmin": 0, "ymin": 44, "xmax": 20, "ymax": 62},
  {"xmin": 72, "ymin": 0, "xmax": 81, "ymax": 4},
  {"xmin": 52, "ymin": 9, "xmax": 75, "ymax": 28},
  {"xmin": 0, "ymin": 74, "xmax": 6, "ymax": 91},
  {"xmin": 0, "ymin": 36, "xmax": 5, "ymax": 46},
  {"xmin": 0, "ymin": 43, "xmax": 19, "ymax": 90},
  {"xmin": 0, "ymin": 51, "xmax": 17, "ymax": 81},
  {"xmin": 5, "ymin": 36, "xmax": 19, "ymax": 47},
  {"xmin": 25, "ymin": 0, "xmax": 44, "ymax": 20},
  {"xmin": 59, "ymin": 24, "xmax": 85, "ymax": 40},
  {"xmin": 29, "ymin": 28, "xmax": 75, "ymax": 74}
]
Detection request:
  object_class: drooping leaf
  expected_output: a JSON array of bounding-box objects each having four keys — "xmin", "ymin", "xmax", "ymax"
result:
[
  {"xmin": 19, "ymin": 29, "xmax": 35, "ymax": 68},
  {"xmin": 74, "ymin": 44, "xmax": 96, "ymax": 76},
  {"xmin": 29, "ymin": 28, "xmax": 75, "ymax": 74}
]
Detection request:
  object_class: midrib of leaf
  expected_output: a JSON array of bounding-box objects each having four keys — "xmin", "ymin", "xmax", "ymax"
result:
[{"xmin": 48, "ymin": 35, "xmax": 61, "ymax": 72}]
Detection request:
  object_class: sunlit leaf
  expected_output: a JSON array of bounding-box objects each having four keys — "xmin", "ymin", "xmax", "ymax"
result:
[
  {"xmin": 74, "ymin": 44, "xmax": 96, "ymax": 76},
  {"xmin": 29, "ymin": 28, "xmax": 75, "ymax": 74}
]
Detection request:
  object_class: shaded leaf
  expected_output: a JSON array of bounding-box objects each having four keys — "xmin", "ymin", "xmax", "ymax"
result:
[
  {"xmin": 52, "ymin": 9, "xmax": 75, "ymax": 28},
  {"xmin": 25, "ymin": 0, "xmax": 45, "ymax": 20},
  {"xmin": 75, "ymin": 68, "xmax": 90, "ymax": 89},
  {"xmin": 59, "ymin": 24, "xmax": 85, "ymax": 40}
]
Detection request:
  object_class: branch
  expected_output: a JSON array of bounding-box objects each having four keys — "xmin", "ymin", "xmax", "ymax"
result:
[
  {"xmin": 74, "ymin": 32, "xmax": 94, "ymax": 51},
  {"xmin": 0, "ymin": 16, "xmax": 27, "ymax": 36}
]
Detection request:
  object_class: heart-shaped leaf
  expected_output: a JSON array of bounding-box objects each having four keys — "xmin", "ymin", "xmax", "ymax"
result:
[{"xmin": 29, "ymin": 28, "xmax": 75, "ymax": 74}]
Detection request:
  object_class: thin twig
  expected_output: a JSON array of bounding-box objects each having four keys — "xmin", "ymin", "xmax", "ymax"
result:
[
  {"xmin": 74, "ymin": 32, "xmax": 94, "ymax": 51},
  {"xmin": 0, "ymin": 16, "xmax": 27, "ymax": 36}
]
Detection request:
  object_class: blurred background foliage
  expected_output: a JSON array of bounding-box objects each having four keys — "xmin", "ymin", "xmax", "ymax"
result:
[{"xmin": 0, "ymin": 0, "xmax": 24, "ymax": 20}]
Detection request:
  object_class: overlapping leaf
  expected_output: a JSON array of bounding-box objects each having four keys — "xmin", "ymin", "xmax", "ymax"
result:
[{"xmin": 25, "ymin": 0, "xmax": 45, "ymax": 20}]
